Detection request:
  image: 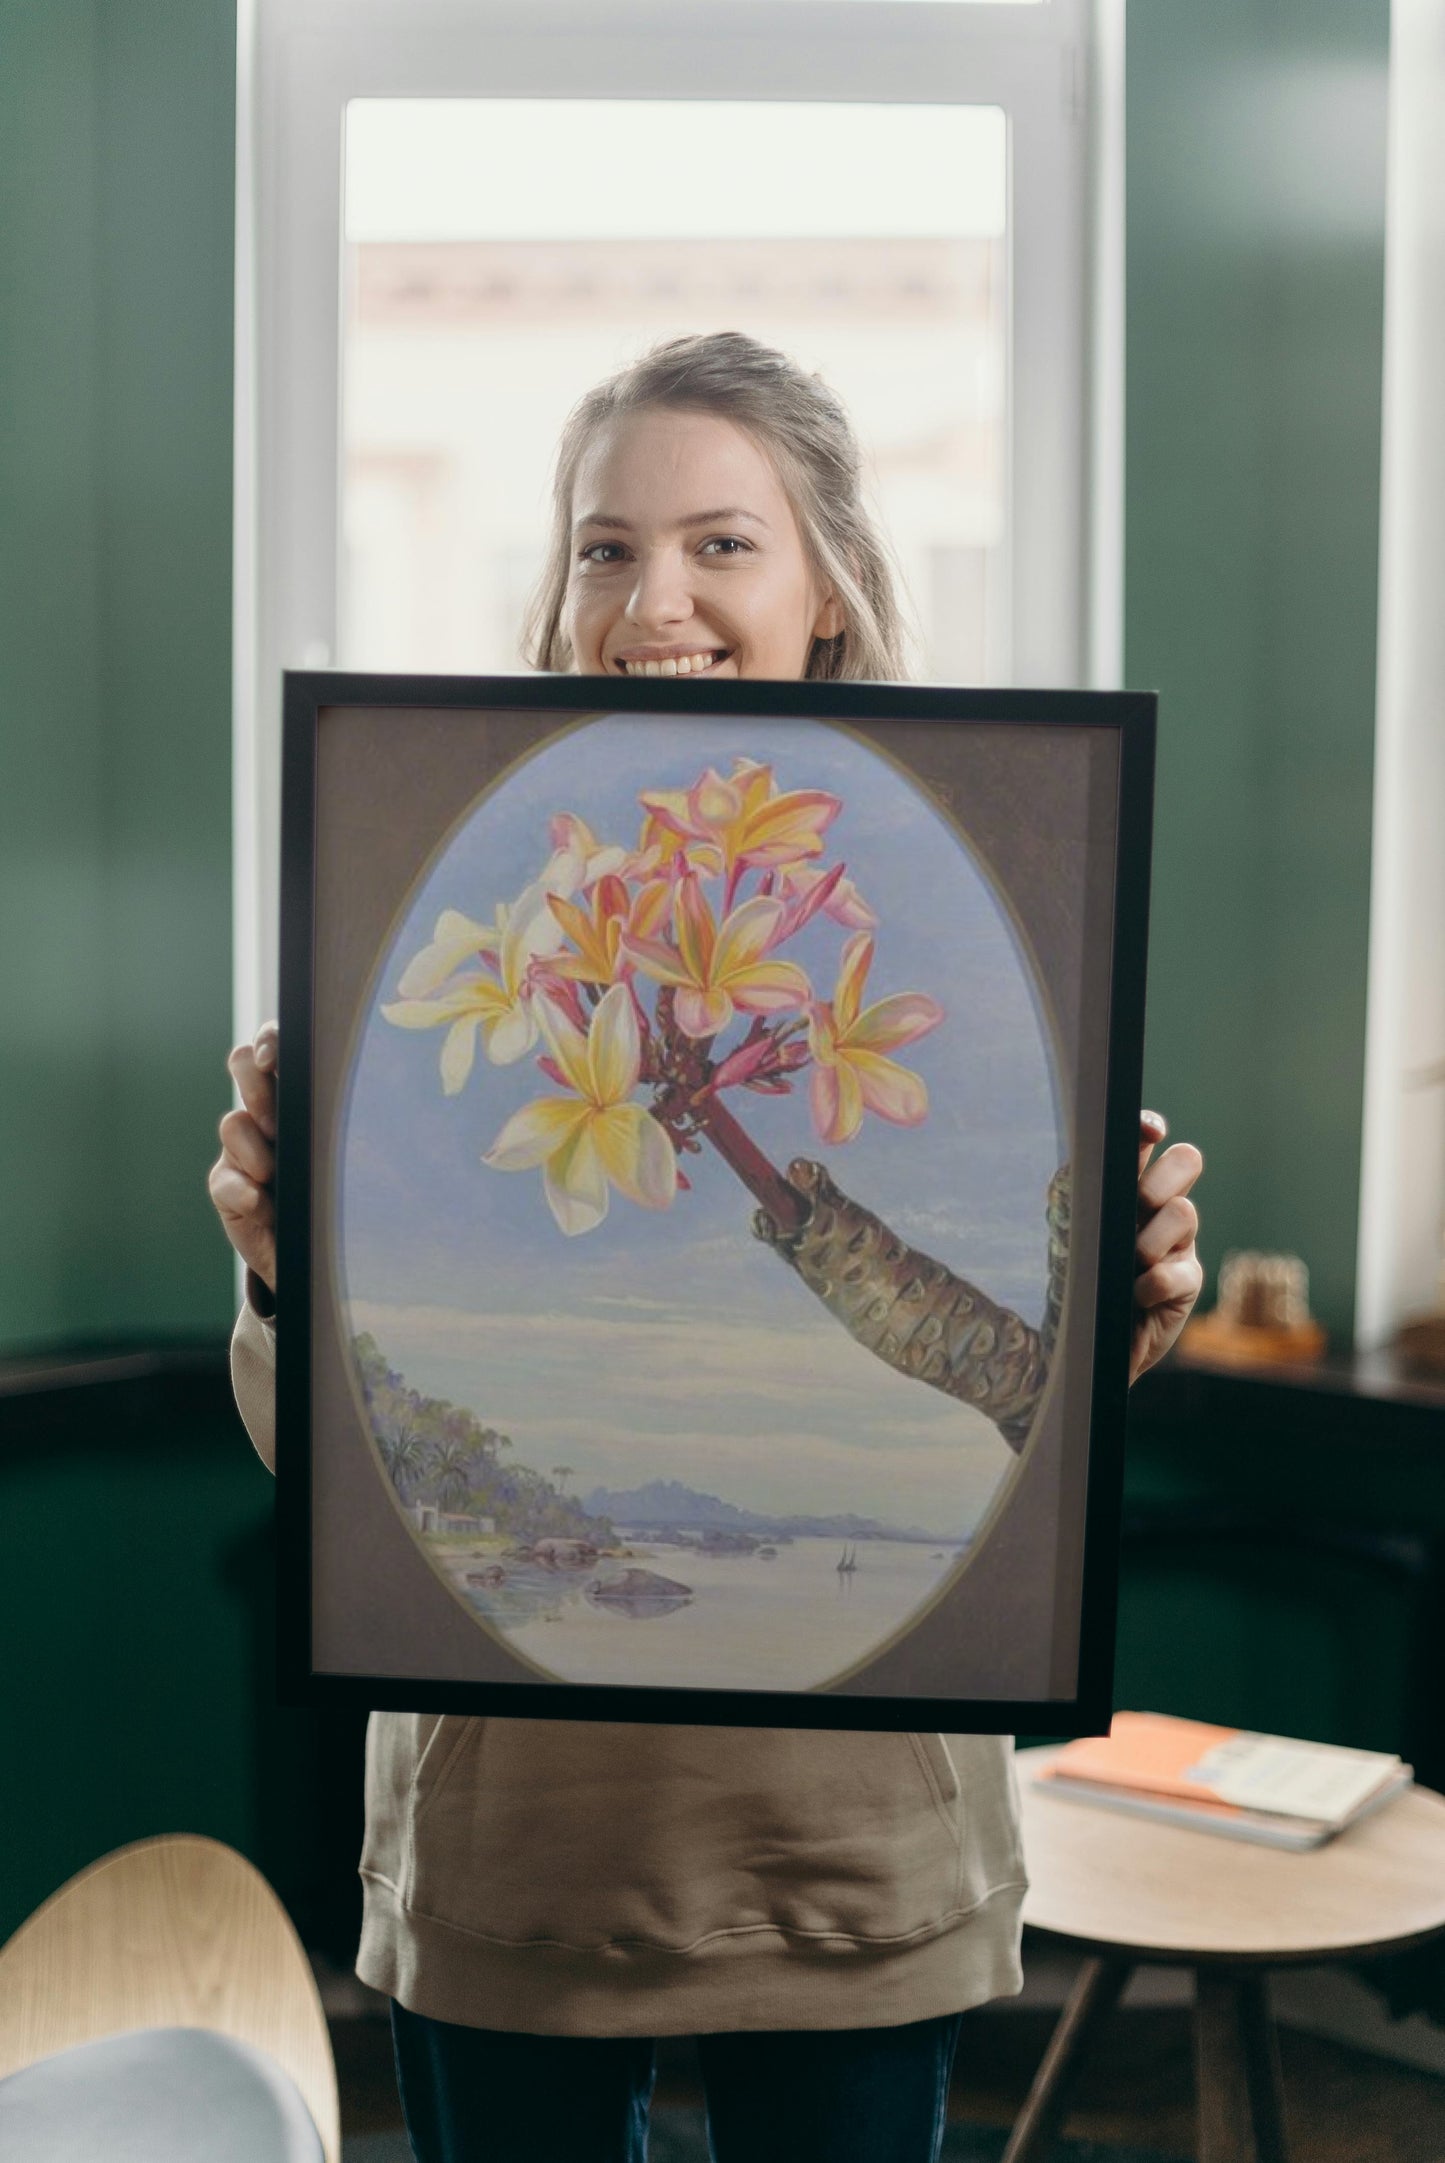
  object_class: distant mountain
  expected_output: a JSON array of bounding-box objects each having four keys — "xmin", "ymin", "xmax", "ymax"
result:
[{"xmin": 580, "ymin": 1477, "xmax": 960, "ymax": 1546}]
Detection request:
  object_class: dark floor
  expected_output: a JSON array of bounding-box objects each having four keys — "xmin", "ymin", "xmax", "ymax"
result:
[{"xmin": 332, "ymin": 2001, "xmax": 1445, "ymax": 2162}]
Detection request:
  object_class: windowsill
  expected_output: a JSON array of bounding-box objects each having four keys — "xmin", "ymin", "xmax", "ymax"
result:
[
  {"xmin": 1131, "ymin": 1341, "xmax": 1445, "ymax": 1440},
  {"xmin": 0, "ymin": 1336, "xmax": 230, "ymax": 1402}
]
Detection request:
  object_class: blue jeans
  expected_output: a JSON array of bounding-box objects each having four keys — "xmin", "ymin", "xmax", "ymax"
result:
[{"xmin": 390, "ymin": 2000, "xmax": 964, "ymax": 2163}]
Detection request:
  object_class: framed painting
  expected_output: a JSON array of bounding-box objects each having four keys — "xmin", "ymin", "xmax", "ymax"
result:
[{"xmin": 277, "ymin": 675, "xmax": 1154, "ymax": 1733}]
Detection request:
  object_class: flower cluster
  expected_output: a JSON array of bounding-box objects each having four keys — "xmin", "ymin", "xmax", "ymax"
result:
[{"xmin": 383, "ymin": 760, "xmax": 943, "ymax": 1235}]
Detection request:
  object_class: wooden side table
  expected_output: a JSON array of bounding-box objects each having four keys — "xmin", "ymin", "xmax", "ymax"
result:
[{"xmin": 1007, "ymin": 1746, "xmax": 1445, "ymax": 2163}]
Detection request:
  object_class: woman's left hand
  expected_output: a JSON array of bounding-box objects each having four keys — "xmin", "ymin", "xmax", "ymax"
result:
[{"xmin": 1130, "ymin": 1112, "xmax": 1204, "ymax": 1383}]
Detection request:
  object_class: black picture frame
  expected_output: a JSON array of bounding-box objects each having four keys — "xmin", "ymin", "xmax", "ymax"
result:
[{"xmin": 277, "ymin": 672, "xmax": 1154, "ymax": 1734}]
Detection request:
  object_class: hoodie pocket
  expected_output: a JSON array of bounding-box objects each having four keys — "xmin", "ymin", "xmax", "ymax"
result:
[
  {"xmin": 909, "ymin": 1732, "xmax": 962, "ymax": 1833},
  {"xmin": 398, "ymin": 1719, "xmax": 985, "ymax": 1952},
  {"xmin": 402, "ymin": 1715, "xmax": 486, "ymax": 1898},
  {"xmin": 360, "ymin": 1711, "xmax": 472, "ymax": 1896}
]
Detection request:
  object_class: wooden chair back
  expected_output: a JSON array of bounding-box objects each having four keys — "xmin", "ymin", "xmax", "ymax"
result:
[{"xmin": 0, "ymin": 1834, "xmax": 340, "ymax": 2163}]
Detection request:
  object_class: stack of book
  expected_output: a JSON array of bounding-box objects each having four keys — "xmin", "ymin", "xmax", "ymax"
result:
[{"xmin": 1034, "ymin": 1712, "xmax": 1412, "ymax": 1850}]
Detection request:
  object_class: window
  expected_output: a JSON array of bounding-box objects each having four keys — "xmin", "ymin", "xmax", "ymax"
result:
[
  {"xmin": 236, "ymin": 0, "xmax": 1118, "ymax": 1022},
  {"xmin": 340, "ymin": 99, "xmax": 1009, "ymax": 681}
]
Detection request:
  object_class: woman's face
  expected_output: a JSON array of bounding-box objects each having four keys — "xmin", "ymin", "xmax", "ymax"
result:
[{"xmin": 562, "ymin": 407, "xmax": 842, "ymax": 682}]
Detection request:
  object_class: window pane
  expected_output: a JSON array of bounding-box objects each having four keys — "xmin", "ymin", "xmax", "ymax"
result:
[{"xmin": 341, "ymin": 99, "xmax": 1008, "ymax": 682}]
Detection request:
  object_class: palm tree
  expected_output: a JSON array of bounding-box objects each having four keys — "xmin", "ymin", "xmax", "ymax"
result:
[
  {"xmin": 551, "ymin": 1465, "xmax": 574, "ymax": 1497},
  {"xmin": 429, "ymin": 1438, "xmax": 476, "ymax": 1514},
  {"xmin": 379, "ymin": 1425, "xmax": 425, "ymax": 1500}
]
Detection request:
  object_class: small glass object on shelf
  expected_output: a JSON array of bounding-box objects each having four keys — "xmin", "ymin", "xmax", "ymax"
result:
[{"xmin": 1179, "ymin": 1249, "xmax": 1328, "ymax": 1369}]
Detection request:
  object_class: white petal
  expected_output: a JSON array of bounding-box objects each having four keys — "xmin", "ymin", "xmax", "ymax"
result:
[
  {"xmin": 501, "ymin": 876, "xmax": 571, "ymax": 984},
  {"xmin": 586, "ymin": 983, "xmax": 641, "ymax": 1103},
  {"xmin": 397, "ymin": 911, "xmax": 499, "ymax": 998},
  {"xmin": 439, "ymin": 1016, "xmax": 481, "ymax": 1095},
  {"xmin": 381, "ymin": 990, "xmax": 486, "ymax": 1029},
  {"xmin": 484, "ymin": 1003, "xmax": 538, "ymax": 1066},
  {"xmin": 594, "ymin": 1105, "xmax": 678, "ymax": 1212},
  {"xmin": 484, "ymin": 1096, "xmax": 590, "ymax": 1170},
  {"xmin": 544, "ymin": 1123, "xmax": 609, "ymax": 1235}
]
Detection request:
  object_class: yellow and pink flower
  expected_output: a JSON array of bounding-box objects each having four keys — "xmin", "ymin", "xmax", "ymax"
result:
[
  {"xmin": 807, "ymin": 933, "xmax": 943, "ymax": 1144},
  {"xmin": 483, "ymin": 984, "xmax": 678, "ymax": 1236},
  {"xmin": 544, "ymin": 811, "xmax": 629, "ymax": 890},
  {"xmin": 638, "ymin": 758, "xmax": 840, "ymax": 885},
  {"xmin": 776, "ymin": 860, "xmax": 877, "ymax": 934},
  {"xmin": 624, "ymin": 875, "xmax": 811, "ymax": 1040},
  {"xmin": 546, "ymin": 872, "xmax": 672, "ymax": 987},
  {"xmin": 382, "ymin": 879, "xmax": 571, "ymax": 1087}
]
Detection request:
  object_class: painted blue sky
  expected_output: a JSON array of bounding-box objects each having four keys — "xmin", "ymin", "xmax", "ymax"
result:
[{"xmin": 338, "ymin": 713, "xmax": 1064, "ymax": 1532}]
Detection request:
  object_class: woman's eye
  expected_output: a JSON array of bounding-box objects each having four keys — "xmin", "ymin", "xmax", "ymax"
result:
[
  {"xmin": 579, "ymin": 541, "xmax": 628, "ymax": 565},
  {"xmin": 699, "ymin": 536, "xmax": 751, "ymax": 558}
]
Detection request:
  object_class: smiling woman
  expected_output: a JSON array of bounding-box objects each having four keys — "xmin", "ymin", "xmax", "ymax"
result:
[
  {"xmin": 524, "ymin": 333, "xmax": 907, "ymax": 683},
  {"xmin": 563, "ymin": 422, "xmax": 838, "ymax": 684},
  {"xmin": 217, "ymin": 326, "xmax": 1194, "ymax": 2163}
]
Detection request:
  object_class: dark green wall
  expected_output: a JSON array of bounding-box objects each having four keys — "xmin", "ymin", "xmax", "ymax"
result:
[
  {"xmin": 0, "ymin": 0, "xmax": 236, "ymax": 1352},
  {"xmin": 0, "ymin": 1390, "xmax": 272, "ymax": 1942},
  {"xmin": 2, "ymin": 1, "xmax": 1389, "ymax": 1354},
  {"xmin": 0, "ymin": 1381, "xmax": 368, "ymax": 1954},
  {"xmin": 0, "ymin": 0, "xmax": 1401, "ymax": 1949},
  {"xmin": 1118, "ymin": 1398, "xmax": 1441, "ymax": 1765},
  {"xmin": 0, "ymin": 3, "xmax": 1391, "ymax": 1345},
  {"xmin": 1128, "ymin": 0, "xmax": 1390, "ymax": 1340}
]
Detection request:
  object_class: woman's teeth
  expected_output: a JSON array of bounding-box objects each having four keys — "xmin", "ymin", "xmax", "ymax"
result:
[{"xmin": 621, "ymin": 651, "xmax": 726, "ymax": 677}]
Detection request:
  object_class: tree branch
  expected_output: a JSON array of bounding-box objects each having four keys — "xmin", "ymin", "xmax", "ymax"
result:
[{"xmin": 695, "ymin": 1097, "xmax": 809, "ymax": 1235}]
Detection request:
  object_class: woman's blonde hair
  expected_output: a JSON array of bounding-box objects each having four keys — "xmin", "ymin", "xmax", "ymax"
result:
[{"xmin": 521, "ymin": 331, "xmax": 913, "ymax": 682}]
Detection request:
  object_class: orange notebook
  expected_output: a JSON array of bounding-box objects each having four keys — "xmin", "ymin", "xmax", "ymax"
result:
[{"xmin": 1043, "ymin": 1711, "xmax": 1404, "ymax": 1827}]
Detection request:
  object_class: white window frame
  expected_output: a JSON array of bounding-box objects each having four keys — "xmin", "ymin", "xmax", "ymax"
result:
[
  {"xmin": 234, "ymin": 0, "xmax": 1121, "ymax": 1029},
  {"xmin": 1355, "ymin": 1, "xmax": 1445, "ymax": 1351}
]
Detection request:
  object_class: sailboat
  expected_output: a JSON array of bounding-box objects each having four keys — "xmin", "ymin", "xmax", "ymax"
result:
[{"xmin": 836, "ymin": 1543, "xmax": 858, "ymax": 1575}]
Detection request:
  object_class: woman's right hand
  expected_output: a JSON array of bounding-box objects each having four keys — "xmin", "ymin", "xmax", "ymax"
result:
[{"xmin": 209, "ymin": 1021, "xmax": 279, "ymax": 1296}]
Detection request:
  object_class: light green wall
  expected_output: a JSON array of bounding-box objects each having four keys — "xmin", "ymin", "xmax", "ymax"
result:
[
  {"xmin": 0, "ymin": 0, "xmax": 236, "ymax": 1352},
  {"xmin": 1128, "ymin": 0, "xmax": 1390, "ymax": 1339}
]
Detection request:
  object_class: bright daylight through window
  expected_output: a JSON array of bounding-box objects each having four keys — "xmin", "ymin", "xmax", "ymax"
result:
[{"xmin": 340, "ymin": 100, "xmax": 1009, "ymax": 686}]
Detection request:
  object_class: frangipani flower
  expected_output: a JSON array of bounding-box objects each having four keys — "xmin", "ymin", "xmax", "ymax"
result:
[
  {"xmin": 544, "ymin": 811, "xmax": 629, "ymax": 891},
  {"xmin": 807, "ymin": 933, "xmax": 943, "ymax": 1145},
  {"xmin": 382, "ymin": 879, "xmax": 570, "ymax": 1086},
  {"xmin": 387, "ymin": 762, "xmax": 945, "ymax": 1248},
  {"xmin": 484, "ymin": 984, "xmax": 677, "ymax": 1235},
  {"xmin": 625, "ymin": 876, "xmax": 811, "ymax": 1040},
  {"xmin": 777, "ymin": 861, "xmax": 878, "ymax": 935},
  {"xmin": 639, "ymin": 758, "xmax": 840, "ymax": 882},
  {"xmin": 394, "ymin": 909, "xmax": 500, "ymax": 999},
  {"xmin": 547, "ymin": 873, "xmax": 672, "ymax": 986}
]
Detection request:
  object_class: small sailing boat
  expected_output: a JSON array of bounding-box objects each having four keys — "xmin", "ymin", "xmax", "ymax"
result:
[{"xmin": 836, "ymin": 1543, "xmax": 858, "ymax": 1576}]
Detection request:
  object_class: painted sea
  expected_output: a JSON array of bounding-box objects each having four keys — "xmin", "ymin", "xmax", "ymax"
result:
[{"xmin": 427, "ymin": 1531, "xmax": 969, "ymax": 1692}]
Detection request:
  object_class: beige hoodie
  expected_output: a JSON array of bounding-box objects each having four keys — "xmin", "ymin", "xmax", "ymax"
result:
[{"xmin": 233, "ymin": 1297, "xmax": 1027, "ymax": 2035}]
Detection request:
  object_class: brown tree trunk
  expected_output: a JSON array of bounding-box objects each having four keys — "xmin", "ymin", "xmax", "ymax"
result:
[
  {"xmin": 693, "ymin": 1102, "xmax": 1069, "ymax": 1452},
  {"xmin": 752, "ymin": 1158, "xmax": 1070, "ymax": 1453}
]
